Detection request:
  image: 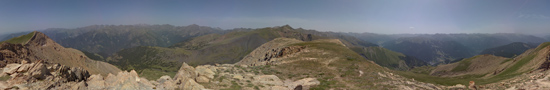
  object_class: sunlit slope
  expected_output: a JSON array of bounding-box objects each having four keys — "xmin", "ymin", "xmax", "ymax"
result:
[
  {"xmin": 397, "ymin": 42, "xmax": 550, "ymax": 86},
  {"xmin": 350, "ymin": 46, "xmax": 428, "ymax": 70}
]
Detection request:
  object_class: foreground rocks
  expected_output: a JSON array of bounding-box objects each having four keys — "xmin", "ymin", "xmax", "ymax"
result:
[{"xmin": 0, "ymin": 60, "xmax": 320, "ymax": 90}]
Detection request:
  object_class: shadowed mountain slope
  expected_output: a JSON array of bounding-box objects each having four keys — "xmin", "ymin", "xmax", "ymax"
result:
[
  {"xmin": 2, "ymin": 24, "xmax": 224, "ymax": 58},
  {"xmin": 479, "ymin": 42, "xmax": 538, "ymax": 58},
  {"xmin": 350, "ymin": 46, "xmax": 428, "ymax": 70},
  {"xmin": 382, "ymin": 37, "xmax": 475, "ymax": 65}
]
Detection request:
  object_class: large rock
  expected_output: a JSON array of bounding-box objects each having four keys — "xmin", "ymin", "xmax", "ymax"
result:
[
  {"xmin": 2, "ymin": 64, "xmax": 21, "ymax": 75},
  {"xmin": 28, "ymin": 61, "xmax": 49, "ymax": 79},
  {"xmin": 86, "ymin": 74, "xmax": 106, "ymax": 90},
  {"xmin": 196, "ymin": 76, "xmax": 210, "ymax": 83},
  {"xmin": 196, "ymin": 65, "xmax": 215, "ymax": 78},
  {"xmin": 181, "ymin": 79, "xmax": 205, "ymax": 90},
  {"xmin": 285, "ymin": 78, "xmax": 320, "ymax": 90},
  {"xmin": 106, "ymin": 70, "xmax": 155, "ymax": 90},
  {"xmin": 174, "ymin": 62, "xmax": 197, "ymax": 84},
  {"xmin": 195, "ymin": 65, "xmax": 215, "ymax": 83},
  {"xmin": 253, "ymin": 75, "xmax": 284, "ymax": 86},
  {"xmin": 156, "ymin": 75, "xmax": 177, "ymax": 90}
]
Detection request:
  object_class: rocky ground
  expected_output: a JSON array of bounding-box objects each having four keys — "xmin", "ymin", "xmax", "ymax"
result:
[
  {"xmin": 477, "ymin": 70, "xmax": 550, "ymax": 90},
  {"xmin": 0, "ymin": 59, "xmax": 320, "ymax": 90}
]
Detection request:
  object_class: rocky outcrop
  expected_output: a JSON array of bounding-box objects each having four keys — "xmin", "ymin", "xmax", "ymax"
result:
[
  {"xmin": 0, "ymin": 43, "xmax": 34, "ymax": 67},
  {"xmin": 237, "ymin": 38, "xmax": 304, "ymax": 66},
  {"xmin": 1, "ymin": 31, "xmax": 121, "ymax": 75},
  {"xmin": 0, "ymin": 60, "xmax": 90, "ymax": 89}
]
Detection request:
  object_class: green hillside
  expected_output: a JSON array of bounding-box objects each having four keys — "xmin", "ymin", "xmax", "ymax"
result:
[
  {"xmin": 1, "ymin": 31, "xmax": 35, "ymax": 44},
  {"xmin": 253, "ymin": 39, "xmax": 389, "ymax": 89},
  {"xmin": 479, "ymin": 42, "xmax": 538, "ymax": 58},
  {"xmin": 107, "ymin": 25, "xmax": 379, "ymax": 80},
  {"xmin": 350, "ymin": 46, "xmax": 427, "ymax": 70},
  {"xmin": 382, "ymin": 37, "xmax": 475, "ymax": 65},
  {"xmin": 397, "ymin": 42, "xmax": 550, "ymax": 86}
]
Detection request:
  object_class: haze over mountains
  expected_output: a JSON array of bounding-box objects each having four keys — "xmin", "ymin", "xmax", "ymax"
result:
[{"xmin": 1, "ymin": 24, "xmax": 550, "ymax": 89}]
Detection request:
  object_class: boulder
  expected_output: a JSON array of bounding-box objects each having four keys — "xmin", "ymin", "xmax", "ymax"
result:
[
  {"xmin": 181, "ymin": 79, "xmax": 205, "ymax": 90},
  {"xmin": 174, "ymin": 62, "xmax": 197, "ymax": 84},
  {"xmin": 196, "ymin": 65, "xmax": 215, "ymax": 79},
  {"xmin": 28, "ymin": 61, "xmax": 49, "ymax": 80},
  {"xmin": 104, "ymin": 70, "xmax": 155, "ymax": 90},
  {"xmin": 86, "ymin": 74, "xmax": 106, "ymax": 90},
  {"xmin": 253, "ymin": 75, "xmax": 284, "ymax": 86},
  {"xmin": 156, "ymin": 75, "xmax": 176, "ymax": 90},
  {"xmin": 2, "ymin": 64, "xmax": 21, "ymax": 75},
  {"xmin": 232, "ymin": 74, "xmax": 244, "ymax": 80},
  {"xmin": 196, "ymin": 76, "xmax": 210, "ymax": 83},
  {"xmin": 15, "ymin": 64, "xmax": 30, "ymax": 73},
  {"xmin": 285, "ymin": 78, "xmax": 320, "ymax": 90}
]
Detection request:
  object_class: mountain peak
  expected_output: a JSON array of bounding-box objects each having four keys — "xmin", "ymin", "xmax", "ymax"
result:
[{"xmin": 26, "ymin": 31, "xmax": 55, "ymax": 46}]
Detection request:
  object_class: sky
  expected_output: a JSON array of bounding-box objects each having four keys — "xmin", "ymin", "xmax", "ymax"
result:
[{"xmin": 0, "ymin": 0, "xmax": 549, "ymax": 35}]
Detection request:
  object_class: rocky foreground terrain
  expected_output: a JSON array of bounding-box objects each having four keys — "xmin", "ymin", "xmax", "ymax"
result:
[{"xmin": 0, "ymin": 59, "xmax": 320, "ymax": 90}]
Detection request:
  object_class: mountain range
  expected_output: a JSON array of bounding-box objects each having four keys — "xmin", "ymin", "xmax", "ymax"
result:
[{"xmin": 1, "ymin": 24, "xmax": 550, "ymax": 89}]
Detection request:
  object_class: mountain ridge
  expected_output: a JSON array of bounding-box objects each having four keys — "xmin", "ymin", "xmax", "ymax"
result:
[{"xmin": 0, "ymin": 31, "xmax": 121, "ymax": 75}]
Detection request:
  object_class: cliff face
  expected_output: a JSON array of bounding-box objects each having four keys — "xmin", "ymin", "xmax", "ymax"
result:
[{"xmin": 0, "ymin": 31, "xmax": 121, "ymax": 75}]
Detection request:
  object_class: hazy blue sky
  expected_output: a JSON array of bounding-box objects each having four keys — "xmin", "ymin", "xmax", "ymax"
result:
[{"xmin": 0, "ymin": 0, "xmax": 549, "ymax": 35}]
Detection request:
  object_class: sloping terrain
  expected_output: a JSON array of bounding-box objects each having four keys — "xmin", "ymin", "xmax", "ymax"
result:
[
  {"xmin": 236, "ymin": 38, "xmax": 443, "ymax": 89},
  {"xmin": 350, "ymin": 46, "xmax": 428, "ymax": 70},
  {"xmin": 106, "ymin": 25, "xmax": 321, "ymax": 80},
  {"xmin": 430, "ymin": 55, "xmax": 509, "ymax": 77},
  {"xmin": 479, "ymin": 42, "xmax": 538, "ymax": 58},
  {"xmin": 107, "ymin": 25, "xmax": 380, "ymax": 80},
  {"xmin": 382, "ymin": 37, "xmax": 475, "ymax": 64},
  {"xmin": 0, "ymin": 31, "xmax": 121, "ymax": 75},
  {"xmin": 396, "ymin": 42, "xmax": 550, "ymax": 87}
]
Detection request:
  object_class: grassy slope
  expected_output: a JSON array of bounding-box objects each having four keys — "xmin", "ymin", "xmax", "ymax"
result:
[
  {"xmin": 0, "ymin": 31, "xmax": 35, "ymax": 44},
  {"xmin": 350, "ymin": 46, "xmax": 407, "ymax": 70},
  {"xmin": 108, "ymin": 26, "xmax": 304, "ymax": 80},
  {"xmin": 396, "ymin": 42, "xmax": 550, "ymax": 86},
  {"xmin": 106, "ymin": 46, "xmax": 187, "ymax": 80},
  {"xmin": 350, "ymin": 46, "xmax": 428, "ymax": 70},
  {"xmin": 479, "ymin": 42, "xmax": 537, "ymax": 58},
  {"xmin": 248, "ymin": 40, "xmax": 390, "ymax": 89}
]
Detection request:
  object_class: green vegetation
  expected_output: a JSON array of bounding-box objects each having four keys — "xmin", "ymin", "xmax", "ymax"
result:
[
  {"xmin": 397, "ymin": 51, "xmax": 540, "ymax": 86},
  {"xmin": 220, "ymin": 81, "xmax": 243, "ymax": 90},
  {"xmin": 350, "ymin": 46, "xmax": 427, "ymax": 70},
  {"xmin": 479, "ymin": 42, "xmax": 538, "ymax": 58},
  {"xmin": 535, "ymin": 42, "xmax": 550, "ymax": 51},
  {"xmin": 0, "ymin": 75, "xmax": 11, "ymax": 81},
  {"xmin": 381, "ymin": 38, "xmax": 475, "ymax": 64},
  {"xmin": 246, "ymin": 40, "xmax": 390, "ymax": 89},
  {"xmin": 82, "ymin": 51, "xmax": 105, "ymax": 61},
  {"xmin": 497, "ymin": 54, "xmax": 536, "ymax": 76},
  {"xmin": 1, "ymin": 31, "xmax": 34, "ymax": 44},
  {"xmin": 107, "ymin": 46, "xmax": 187, "ymax": 80},
  {"xmin": 408, "ymin": 66, "xmax": 435, "ymax": 74},
  {"xmin": 451, "ymin": 56, "xmax": 477, "ymax": 72}
]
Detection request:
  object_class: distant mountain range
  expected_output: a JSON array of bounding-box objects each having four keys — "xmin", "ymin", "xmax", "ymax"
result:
[{"xmin": 479, "ymin": 42, "xmax": 538, "ymax": 58}]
